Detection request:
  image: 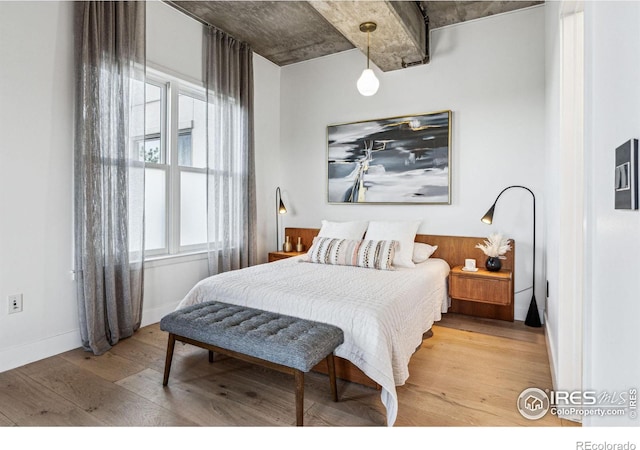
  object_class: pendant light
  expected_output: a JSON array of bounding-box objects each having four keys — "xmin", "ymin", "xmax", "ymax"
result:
[{"xmin": 357, "ymin": 22, "xmax": 379, "ymax": 97}]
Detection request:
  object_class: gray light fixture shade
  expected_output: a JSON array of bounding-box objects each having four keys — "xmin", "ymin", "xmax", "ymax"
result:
[
  {"xmin": 481, "ymin": 204, "xmax": 496, "ymax": 224},
  {"xmin": 275, "ymin": 187, "xmax": 287, "ymax": 251}
]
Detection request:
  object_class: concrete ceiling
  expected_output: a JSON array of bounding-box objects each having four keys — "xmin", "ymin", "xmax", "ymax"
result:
[{"xmin": 167, "ymin": 1, "xmax": 543, "ymax": 71}]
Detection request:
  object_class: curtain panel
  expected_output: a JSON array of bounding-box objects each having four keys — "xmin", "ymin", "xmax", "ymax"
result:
[
  {"xmin": 204, "ymin": 27, "xmax": 257, "ymax": 275},
  {"xmin": 73, "ymin": 1, "xmax": 145, "ymax": 355}
]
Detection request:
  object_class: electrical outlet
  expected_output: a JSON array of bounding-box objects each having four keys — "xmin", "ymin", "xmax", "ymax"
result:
[{"xmin": 8, "ymin": 294, "xmax": 23, "ymax": 314}]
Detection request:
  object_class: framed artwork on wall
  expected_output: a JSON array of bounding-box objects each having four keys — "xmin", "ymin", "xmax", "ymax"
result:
[
  {"xmin": 614, "ymin": 138, "xmax": 638, "ymax": 210},
  {"xmin": 327, "ymin": 110, "xmax": 452, "ymax": 205}
]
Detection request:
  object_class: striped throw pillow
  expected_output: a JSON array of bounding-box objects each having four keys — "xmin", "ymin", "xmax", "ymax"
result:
[{"xmin": 307, "ymin": 237, "xmax": 397, "ymax": 270}]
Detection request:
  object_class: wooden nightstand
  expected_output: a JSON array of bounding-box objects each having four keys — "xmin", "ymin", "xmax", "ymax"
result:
[
  {"xmin": 268, "ymin": 251, "xmax": 306, "ymax": 262},
  {"xmin": 449, "ymin": 265, "xmax": 514, "ymax": 321}
]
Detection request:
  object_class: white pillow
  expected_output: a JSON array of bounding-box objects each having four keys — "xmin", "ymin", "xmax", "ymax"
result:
[
  {"xmin": 364, "ymin": 220, "xmax": 421, "ymax": 268},
  {"xmin": 317, "ymin": 220, "xmax": 368, "ymax": 240},
  {"xmin": 413, "ymin": 243, "xmax": 438, "ymax": 263}
]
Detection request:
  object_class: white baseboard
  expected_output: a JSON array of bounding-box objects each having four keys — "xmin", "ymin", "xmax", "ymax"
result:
[
  {"xmin": 544, "ymin": 311, "xmax": 558, "ymax": 390},
  {"xmin": 0, "ymin": 302, "xmax": 179, "ymax": 374},
  {"xmin": 0, "ymin": 329, "xmax": 81, "ymax": 374},
  {"xmin": 544, "ymin": 312, "xmax": 582, "ymax": 424}
]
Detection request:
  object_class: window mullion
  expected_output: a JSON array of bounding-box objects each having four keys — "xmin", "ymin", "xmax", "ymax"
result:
[{"xmin": 168, "ymin": 81, "xmax": 181, "ymax": 255}]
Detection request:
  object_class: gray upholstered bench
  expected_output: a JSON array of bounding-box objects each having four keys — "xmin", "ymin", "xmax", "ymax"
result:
[{"xmin": 159, "ymin": 301, "xmax": 344, "ymax": 426}]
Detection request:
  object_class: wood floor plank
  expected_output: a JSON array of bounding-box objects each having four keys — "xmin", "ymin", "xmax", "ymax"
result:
[
  {"xmin": 562, "ymin": 418, "xmax": 582, "ymax": 427},
  {"xmin": 221, "ymin": 360, "xmax": 389, "ymax": 425},
  {"xmin": 59, "ymin": 347, "xmax": 147, "ymax": 383},
  {"xmin": 17, "ymin": 356, "xmax": 197, "ymax": 426},
  {"xmin": 116, "ymin": 368, "xmax": 267, "ymax": 426},
  {"xmin": 117, "ymin": 367, "xmax": 293, "ymax": 426},
  {"xmin": 109, "ymin": 336, "xmax": 223, "ymax": 384},
  {"xmin": 303, "ymin": 398, "xmax": 384, "ymax": 426},
  {"xmin": 0, "ymin": 365, "xmax": 105, "ymax": 426},
  {"xmin": 106, "ymin": 333, "xmax": 168, "ymax": 372},
  {"xmin": 128, "ymin": 324, "xmax": 239, "ymax": 383},
  {"xmin": 437, "ymin": 313, "xmax": 546, "ymax": 344},
  {"xmin": 131, "ymin": 323, "xmax": 174, "ymax": 351},
  {"xmin": 0, "ymin": 412, "xmax": 13, "ymax": 426},
  {"xmin": 185, "ymin": 365, "xmax": 304, "ymax": 425}
]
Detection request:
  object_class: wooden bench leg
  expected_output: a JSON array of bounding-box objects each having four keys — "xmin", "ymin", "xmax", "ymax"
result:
[
  {"xmin": 208, "ymin": 350, "xmax": 214, "ymax": 363},
  {"xmin": 327, "ymin": 353, "xmax": 339, "ymax": 402},
  {"xmin": 163, "ymin": 333, "xmax": 176, "ymax": 386},
  {"xmin": 295, "ymin": 370, "xmax": 304, "ymax": 426}
]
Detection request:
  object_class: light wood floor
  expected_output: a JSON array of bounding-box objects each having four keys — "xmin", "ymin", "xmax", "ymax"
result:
[{"xmin": 0, "ymin": 313, "xmax": 580, "ymax": 427}]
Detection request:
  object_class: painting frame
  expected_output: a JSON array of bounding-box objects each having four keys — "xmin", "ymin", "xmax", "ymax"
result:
[{"xmin": 326, "ymin": 110, "xmax": 452, "ymax": 205}]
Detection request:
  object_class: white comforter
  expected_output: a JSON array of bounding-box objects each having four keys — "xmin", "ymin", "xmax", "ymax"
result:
[{"xmin": 176, "ymin": 256, "xmax": 450, "ymax": 426}]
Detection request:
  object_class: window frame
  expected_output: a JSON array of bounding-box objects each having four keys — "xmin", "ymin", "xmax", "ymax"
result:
[
  {"xmin": 144, "ymin": 68, "xmax": 209, "ymax": 259},
  {"xmin": 142, "ymin": 78, "xmax": 169, "ymax": 257}
]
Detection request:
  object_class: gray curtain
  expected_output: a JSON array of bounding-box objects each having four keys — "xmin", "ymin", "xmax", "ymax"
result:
[
  {"xmin": 73, "ymin": 1, "xmax": 146, "ymax": 355},
  {"xmin": 204, "ymin": 27, "xmax": 257, "ymax": 274}
]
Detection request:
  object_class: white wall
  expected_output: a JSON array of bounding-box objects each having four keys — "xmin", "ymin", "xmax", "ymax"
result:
[
  {"xmin": 253, "ymin": 56, "xmax": 282, "ymax": 261},
  {"xmin": 0, "ymin": 1, "xmax": 78, "ymax": 372},
  {"xmin": 278, "ymin": 6, "xmax": 546, "ymax": 321},
  {"xmin": 582, "ymin": 0, "xmax": 640, "ymax": 426},
  {"xmin": 146, "ymin": 0, "xmax": 202, "ymax": 84}
]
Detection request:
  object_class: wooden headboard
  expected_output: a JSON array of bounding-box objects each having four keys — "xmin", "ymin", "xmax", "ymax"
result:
[{"xmin": 283, "ymin": 227, "xmax": 515, "ymax": 272}]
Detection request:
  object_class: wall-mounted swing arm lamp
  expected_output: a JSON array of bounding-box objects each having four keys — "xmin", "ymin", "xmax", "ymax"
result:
[
  {"xmin": 481, "ymin": 185, "xmax": 541, "ymax": 328},
  {"xmin": 357, "ymin": 22, "xmax": 380, "ymax": 97},
  {"xmin": 275, "ymin": 187, "xmax": 287, "ymax": 251}
]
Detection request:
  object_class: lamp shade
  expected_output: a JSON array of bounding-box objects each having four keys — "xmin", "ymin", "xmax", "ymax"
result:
[
  {"xmin": 275, "ymin": 186, "xmax": 287, "ymax": 251},
  {"xmin": 357, "ymin": 68, "xmax": 379, "ymax": 96},
  {"xmin": 481, "ymin": 204, "xmax": 496, "ymax": 224}
]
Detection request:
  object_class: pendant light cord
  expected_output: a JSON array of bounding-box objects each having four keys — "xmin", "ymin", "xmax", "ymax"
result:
[{"xmin": 367, "ymin": 30, "xmax": 370, "ymax": 69}]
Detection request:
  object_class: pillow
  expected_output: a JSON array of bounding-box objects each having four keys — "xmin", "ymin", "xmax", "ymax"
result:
[
  {"xmin": 307, "ymin": 237, "xmax": 397, "ymax": 271},
  {"xmin": 413, "ymin": 243, "xmax": 438, "ymax": 263},
  {"xmin": 317, "ymin": 220, "xmax": 368, "ymax": 240},
  {"xmin": 364, "ymin": 220, "xmax": 421, "ymax": 268}
]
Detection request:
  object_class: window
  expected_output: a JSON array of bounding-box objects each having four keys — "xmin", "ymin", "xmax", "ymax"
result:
[{"xmin": 136, "ymin": 70, "xmax": 208, "ymax": 257}]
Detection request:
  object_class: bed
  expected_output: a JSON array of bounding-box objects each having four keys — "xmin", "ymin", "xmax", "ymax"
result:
[{"xmin": 175, "ymin": 226, "xmax": 515, "ymax": 426}]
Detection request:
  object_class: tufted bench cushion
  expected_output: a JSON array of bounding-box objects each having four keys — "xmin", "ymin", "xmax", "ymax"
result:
[
  {"xmin": 160, "ymin": 301, "xmax": 344, "ymax": 372},
  {"xmin": 159, "ymin": 301, "xmax": 344, "ymax": 426}
]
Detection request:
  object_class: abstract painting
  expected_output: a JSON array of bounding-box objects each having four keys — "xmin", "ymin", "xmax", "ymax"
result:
[{"xmin": 327, "ymin": 110, "xmax": 451, "ymax": 204}]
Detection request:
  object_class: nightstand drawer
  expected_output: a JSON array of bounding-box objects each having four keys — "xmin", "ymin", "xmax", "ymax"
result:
[{"xmin": 449, "ymin": 273, "xmax": 511, "ymax": 305}]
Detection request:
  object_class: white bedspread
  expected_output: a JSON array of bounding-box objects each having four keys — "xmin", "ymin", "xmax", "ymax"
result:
[{"xmin": 176, "ymin": 256, "xmax": 450, "ymax": 426}]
